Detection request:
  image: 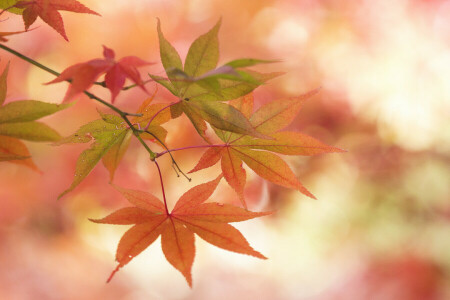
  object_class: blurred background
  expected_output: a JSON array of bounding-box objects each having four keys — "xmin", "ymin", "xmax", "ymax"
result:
[{"xmin": 1, "ymin": 0, "xmax": 449, "ymax": 299}]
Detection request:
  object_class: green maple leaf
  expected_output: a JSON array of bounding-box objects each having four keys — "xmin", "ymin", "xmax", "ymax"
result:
[
  {"xmin": 150, "ymin": 19, "xmax": 281, "ymax": 142},
  {"xmin": 0, "ymin": 63, "xmax": 70, "ymax": 171},
  {"xmin": 57, "ymin": 94, "xmax": 170, "ymax": 199}
]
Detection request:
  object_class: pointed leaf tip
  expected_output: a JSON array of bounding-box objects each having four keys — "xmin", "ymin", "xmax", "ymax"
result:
[{"xmin": 103, "ymin": 45, "xmax": 115, "ymax": 59}]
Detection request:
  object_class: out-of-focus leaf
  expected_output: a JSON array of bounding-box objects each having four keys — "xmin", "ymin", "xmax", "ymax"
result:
[
  {"xmin": 47, "ymin": 45, "xmax": 152, "ymax": 102},
  {"xmin": 13, "ymin": 0, "xmax": 99, "ymax": 41},
  {"xmin": 0, "ymin": 64, "xmax": 68, "ymax": 168},
  {"xmin": 0, "ymin": 100, "xmax": 72, "ymax": 123},
  {"xmin": 0, "ymin": 135, "xmax": 38, "ymax": 171},
  {"xmin": 0, "ymin": 121, "xmax": 61, "ymax": 141},
  {"xmin": 0, "ymin": 0, "xmax": 23, "ymax": 14}
]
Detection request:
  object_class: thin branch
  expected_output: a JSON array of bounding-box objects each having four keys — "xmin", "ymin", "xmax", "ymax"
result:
[
  {"xmin": 144, "ymin": 130, "xmax": 191, "ymax": 182},
  {"xmin": 144, "ymin": 101, "xmax": 180, "ymax": 131},
  {"xmin": 154, "ymin": 160, "xmax": 169, "ymax": 215},
  {"xmin": 122, "ymin": 78, "xmax": 155, "ymax": 91},
  {"xmin": 0, "ymin": 43, "xmax": 59, "ymax": 76},
  {"xmin": 0, "ymin": 44, "xmax": 156, "ymax": 159}
]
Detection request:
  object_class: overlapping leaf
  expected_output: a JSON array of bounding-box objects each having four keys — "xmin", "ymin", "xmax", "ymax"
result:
[
  {"xmin": 0, "ymin": 63, "xmax": 69, "ymax": 171},
  {"xmin": 47, "ymin": 45, "xmax": 153, "ymax": 102},
  {"xmin": 91, "ymin": 176, "xmax": 270, "ymax": 286},
  {"xmin": 189, "ymin": 91, "xmax": 346, "ymax": 208},
  {"xmin": 4, "ymin": 0, "xmax": 100, "ymax": 41},
  {"xmin": 57, "ymin": 91, "xmax": 170, "ymax": 199},
  {"xmin": 150, "ymin": 19, "xmax": 280, "ymax": 142}
]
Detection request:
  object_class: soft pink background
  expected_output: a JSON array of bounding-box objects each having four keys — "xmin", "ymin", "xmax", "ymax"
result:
[{"xmin": 1, "ymin": 1, "xmax": 449, "ymax": 299}]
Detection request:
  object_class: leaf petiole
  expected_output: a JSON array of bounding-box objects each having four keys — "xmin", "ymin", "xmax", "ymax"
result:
[
  {"xmin": 0, "ymin": 44, "xmax": 157, "ymax": 160},
  {"xmin": 156, "ymin": 144, "xmax": 227, "ymax": 158}
]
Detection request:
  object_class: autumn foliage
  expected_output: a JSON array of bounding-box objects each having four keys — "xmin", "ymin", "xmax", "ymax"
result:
[{"xmin": 0, "ymin": 0, "xmax": 343, "ymax": 287}]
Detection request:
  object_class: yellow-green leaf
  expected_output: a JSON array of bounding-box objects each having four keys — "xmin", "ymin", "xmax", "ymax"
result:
[
  {"xmin": 184, "ymin": 19, "xmax": 221, "ymax": 78},
  {"xmin": 54, "ymin": 119, "xmax": 114, "ymax": 145},
  {"xmin": 0, "ymin": 121, "xmax": 61, "ymax": 141},
  {"xmin": 0, "ymin": 0, "xmax": 23, "ymax": 15},
  {"xmin": 102, "ymin": 130, "xmax": 132, "ymax": 181},
  {"xmin": 225, "ymin": 58, "xmax": 279, "ymax": 68},
  {"xmin": 148, "ymin": 73, "xmax": 177, "ymax": 96},
  {"xmin": 187, "ymin": 100, "xmax": 268, "ymax": 139},
  {"xmin": 157, "ymin": 19, "xmax": 185, "ymax": 91},
  {"xmin": 97, "ymin": 110, "xmax": 124, "ymax": 125},
  {"xmin": 0, "ymin": 100, "xmax": 72, "ymax": 123},
  {"xmin": 58, "ymin": 127, "xmax": 129, "ymax": 199},
  {"xmin": 184, "ymin": 71, "xmax": 283, "ymax": 102}
]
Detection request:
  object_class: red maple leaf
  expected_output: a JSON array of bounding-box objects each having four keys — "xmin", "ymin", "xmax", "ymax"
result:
[
  {"xmin": 14, "ymin": 0, "xmax": 100, "ymax": 41},
  {"xmin": 47, "ymin": 46, "xmax": 153, "ymax": 103},
  {"xmin": 90, "ymin": 176, "xmax": 271, "ymax": 286}
]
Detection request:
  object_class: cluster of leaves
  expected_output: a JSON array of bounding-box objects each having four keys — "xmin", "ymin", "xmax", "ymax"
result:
[
  {"xmin": 0, "ymin": 2, "xmax": 343, "ymax": 287},
  {"xmin": 0, "ymin": 63, "xmax": 69, "ymax": 171},
  {"xmin": 189, "ymin": 91, "xmax": 344, "ymax": 208},
  {"xmin": 151, "ymin": 19, "xmax": 281, "ymax": 143}
]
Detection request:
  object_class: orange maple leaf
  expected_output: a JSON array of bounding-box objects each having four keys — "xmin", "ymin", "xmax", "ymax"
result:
[
  {"xmin": 189, "ymin": 90, "xmax": 346, "ymax": 208},
  {"xmin": 90, "ymin": 176, "xmax": 271, "ymax": 287},
  {"xmin": 14, "ymin": 0, "xmax": 99, "ymax": 41},
  {"xmin": 47, "ymin": 45, "xmax": 153, "ymax": 103}
]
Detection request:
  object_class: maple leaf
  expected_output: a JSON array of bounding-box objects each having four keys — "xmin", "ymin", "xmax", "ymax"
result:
[
  {"xmin": 189, "ymin": 91, "xmax": 346, "ymax": 208},
  {"xmin": 46, "ymin": 45, "xmax": 153, "ymax": 103},
  {"xmin": 10, "ymin": 0, "xmax": 100, "ymax": 41},
  {"xmin": 150, "ymin": 19, "xmax": 281, "ymax": 142},
  {"xmin": 90, "ymin": 176, "xmax": 270, "ymax": 286},
  {"xmin": 56, "ymin": 90, "xmax": 170, "ymax": 198},
  {"xmin": 0, "ymin": 0, "xmax": 24, "ymax": 14},
  {"xmin": 0, "ymin": 63, "xmax": 70, "ymax": 171}
]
